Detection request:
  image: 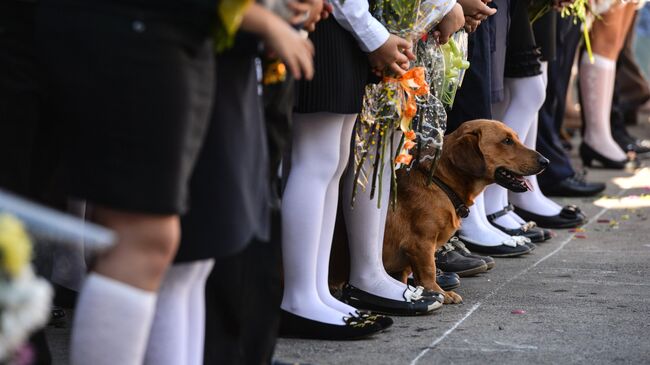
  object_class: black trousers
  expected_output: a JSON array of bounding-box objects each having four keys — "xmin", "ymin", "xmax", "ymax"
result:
[
  {"xmin": 537, "ymin": 16, "xmax": 582, "ymax": 187},
  {"xmin": 203, "ymin": 211, "xmax": 283, "ymax": 365}
]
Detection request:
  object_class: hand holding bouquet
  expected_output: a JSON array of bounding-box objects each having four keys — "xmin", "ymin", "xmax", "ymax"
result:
[{"xmin": 351, "ymin": 0, "xmax": 463, "ymax": 206}]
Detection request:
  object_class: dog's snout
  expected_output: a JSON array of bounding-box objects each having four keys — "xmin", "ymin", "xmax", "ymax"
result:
[{"xmin": 537, "ymin": 155, "xmax": 550, "ymax": 168}]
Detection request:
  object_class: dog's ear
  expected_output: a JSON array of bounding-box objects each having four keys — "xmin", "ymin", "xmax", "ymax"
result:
[{"xmin": 449, "ymin": 132, "xmax": 486, "ymax": 178}]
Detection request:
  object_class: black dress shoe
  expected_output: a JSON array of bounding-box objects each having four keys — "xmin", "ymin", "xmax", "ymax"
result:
[
  {"xmin": 457, "ymin": 236, "xmax": 531, "ymax": 257},
  {"xmin": 436, "ymin": 241, "xmax": 488, "ymax": 277},
  {"xmin": 278, "ymin": 310, "xmax": 383, "ymax": 340},
  {"xmin": 540, "ymin": 174, "xmax": 606, "ymax": 197},
  {"xmin": 514, "ymin": 204, "xmax": 586, "ymax": 229},
  {"xmin": 355, "ymin": 310, "xmax": 394, "ymax": 330},
  {"xmin": 340, "ymin": 284, "xmax": 442, "ymax": 316},
  {"xmin": 580, "ymin": 143, "xmax": 637, "ymax": 169},
  {"xmin": 437, "ymin": 270, "xmax": 460, "ymax": 290},
  {"xmin": 448, "ymin": 237, "xmax": 496, "ymax": 270}
]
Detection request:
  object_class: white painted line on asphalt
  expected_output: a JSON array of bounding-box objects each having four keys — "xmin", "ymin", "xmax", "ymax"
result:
[
  {"xmin": 409, "ymin": 302, "xmax": 481, "ymax": 365},
  {"xmin": 409, "ymin": 189, "xmax": 625, "ymax": 365}
]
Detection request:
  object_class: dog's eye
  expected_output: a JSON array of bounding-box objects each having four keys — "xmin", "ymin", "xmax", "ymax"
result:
[{"xmin": 502, "ymin": 137, "xmax": 514, "ymax": 146}]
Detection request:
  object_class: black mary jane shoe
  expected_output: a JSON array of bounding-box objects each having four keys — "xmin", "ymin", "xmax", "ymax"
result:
[
  {"xmin": 457, "ymin": 236, "xmax": 531, "ymax": 257},
  {"xmin": 355, "ymin": 310, "xmax": 394, "ymax": 330},
  {"xmin": 514, "ymin": 204, "xmax": 586, "ymax": 229},
  {"xmin": 340, "ymin": 284, "xmax": 441, "ymax": 316},
  {"xmin": 278, "ymin": 310, "xmax": 383, "ymax": 340},
  {"xmin": 580, "ymin": 143, "xmax": 638, "ymax": 170},
  {"xmin": 487, "ymin": 205, "xmax": 547, "ymax": 243}
]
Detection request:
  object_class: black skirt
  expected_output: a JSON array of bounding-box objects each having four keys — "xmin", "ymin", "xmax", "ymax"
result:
[
  {"xmin": 294, "ymin": 17, "xmax": 370, "ymax": 114},
  {"xmin": 504, "ymin": 0, "xmax": 542, "ymax": 78}
]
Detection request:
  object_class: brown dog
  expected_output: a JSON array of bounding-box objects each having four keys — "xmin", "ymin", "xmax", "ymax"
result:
[{"xmin": 382, "ymin": 119, "xmax": 549, "ymax": 304}]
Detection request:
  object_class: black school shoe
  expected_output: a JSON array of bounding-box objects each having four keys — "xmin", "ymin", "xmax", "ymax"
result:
[
  {"xmin": 457, "ymin": 236, "xmax": 532, "ymax": 257},
  {"xmin": 436, "ymin": 240, "xmax": 488, "ymax": 277},
  {"xmin": 340, "ymin": 284, "xmax": 442, "ymax": 316},
  {"xmin": 355, "ymin": 310, "xmax": 394, "ymax": 330},
  {"xmin": 514, "ymin": 204, "xmax": 586, "ymax": 229},
  {"xmin": 278, "ymin": 310, "xmax": 383, "ymax": 340},
  {"xmin": 448, "ymin": 237, "xmax": 495, "ymax": 270}
]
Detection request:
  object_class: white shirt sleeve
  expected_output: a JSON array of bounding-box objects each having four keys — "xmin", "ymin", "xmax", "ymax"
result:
[{"xmin": 330, "ymin": 0, "xmax": 390, "ymax": 53}]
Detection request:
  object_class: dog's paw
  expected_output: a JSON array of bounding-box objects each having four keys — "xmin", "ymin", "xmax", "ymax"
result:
[{"xmin": 443, "ymin": 291, "xmax": 463, "ymax": 304}]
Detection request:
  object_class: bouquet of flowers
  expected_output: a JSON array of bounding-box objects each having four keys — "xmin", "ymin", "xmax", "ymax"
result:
[
  {"xmin": 350, "ymin": 0, "xmax": 466, "ymax": 207},
  {"xmin": 0, "ymin": 214, "xmax": 52, "ymax": 365}
]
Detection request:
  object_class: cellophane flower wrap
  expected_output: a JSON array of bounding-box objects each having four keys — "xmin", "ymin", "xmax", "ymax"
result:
[
  {"xmin": 351, "ymin": 0, "xmax": 465, "ymax": 207},
  {"xmin": 0, "ymin": 214, "xmax": 53, "ymax": 364}
]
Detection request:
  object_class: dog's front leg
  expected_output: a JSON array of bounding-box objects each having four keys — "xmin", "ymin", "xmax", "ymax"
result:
[{"xmin": 406, "ymin": 241, "xmax": 463, "ymax": 304}]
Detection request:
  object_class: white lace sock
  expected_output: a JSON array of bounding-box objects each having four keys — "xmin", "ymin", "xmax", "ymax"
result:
[
  {"xmin": 281, "ymin": 113, "xmax": 353, "ymax": 325},
  {"xmin": 459, "ymin": 193, "xmax": 514, "ymax": 246},
  {"xmin": 314, "ymin": 114, "xmax": 360, "ymax": 316},
  {"xmin": 343, "ymin": 132, "xmax": 411, "ymax": 302},
  {"xmin": 145, "ymin": 260, "xmax": 213, "ymax": 365},
  {"xmin": 579, "ymin": 52, "xmax": 627, "ymax": 161},
  {"xmin": 186, "ymin": 260, "xmax": 214, "ymax": 365},
  {"xmin": 71, "ymin": 273, "xmax": 156, "ymax": 365}
]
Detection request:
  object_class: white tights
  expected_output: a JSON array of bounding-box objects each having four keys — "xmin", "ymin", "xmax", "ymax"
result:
[
  {"xmin": 281, "ymin": 113, "xmax": 359, "ymax": 325},
  {"xmin": 342, "ymin": 132, "xmax": 411, "ymax": 301},
  {"xmin": 144, "ymin": 260, "xmax": 214, "ymax": 365}
]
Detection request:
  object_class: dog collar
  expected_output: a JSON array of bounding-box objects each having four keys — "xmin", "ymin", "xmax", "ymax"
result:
[{"xmin": 430, "ymin": 176, "xmax": 470, "ymax": 218}]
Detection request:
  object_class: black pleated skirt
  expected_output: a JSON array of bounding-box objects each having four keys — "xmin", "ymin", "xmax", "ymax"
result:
[{"xmin": 294, "ymin": 17, "xmax": 370, "ymax": 114}]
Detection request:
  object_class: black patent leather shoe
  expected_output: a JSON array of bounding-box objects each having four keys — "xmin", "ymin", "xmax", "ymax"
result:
[
  {"xmin": 457, "ymin": 236, "xmax": 531, "ymax": 257},
  {"xmin": 580, "ymin": 143, "xmax": 637, "ymax": 169},
  {"xmin": 355, "ymin": 310, "xmax": 394, "ymax": 330},
  {"xmin": 514, "ymin": 204, "xmax": 586, "ymax": 229},
  {"xmin": 278, "ymin": 310, "xmax": 383, "ymax": 340},
  {"xmin": 341, "ymin": 284, "xmax": 442, "ymax": 316},
  {"xmin": 435, "ymin": 241, "xmax": 488, "ymax": 277},
  {"xmin": 540, "ymin": 174, "xmax": 606, "ymax": 197}
]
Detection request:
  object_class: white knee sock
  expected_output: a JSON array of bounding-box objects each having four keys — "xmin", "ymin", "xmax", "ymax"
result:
[
  {"xmin": 459, "ymin": 193, "xmax": 514, "ymax": 246},
  {"xmin": 315, "ymin": 114, "xmax": 360, "ymax": 316},
  {"xmin": 186, "ymin": 260, "xmax": 214, "ymax": 365},
  {"xmin": 281, "ymin": 113, "xmax": 351, "ymax": 325},
  {"xmin": 71, "ymin": 273, "xmax": 156, "ymax": 365},
  {"xmin": 145, "ymin": 262, "xmax": 201, "ymax": 365},
  {"xmin": 344, "ymin": 132, "xmax": 411, "ymax": 301},
  {"xmin": 580, "ymin": 52, "xmax": 627, "ymax": 161}
]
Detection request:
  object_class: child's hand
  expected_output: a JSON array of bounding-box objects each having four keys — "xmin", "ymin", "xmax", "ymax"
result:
[
  {"xmin": 263, "ymin": 16, "xmax": 315, "ymax": 80},
  {"xmin": 368, "ymin": 34, "xmax": 415, "ymax": 76},
  {"xmin": 458, "ymin": 0, "xmax": 496, "ymax": 21},
  {"xmin": 464, "ymin": 16, "xmax": 481, "ymax": 33},
  {"xmin": 434, "ymin": 3, "xmax": 465, "ymax": 44}
]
